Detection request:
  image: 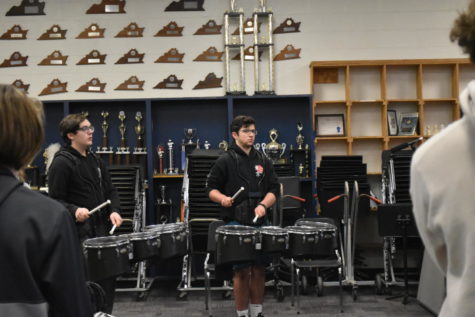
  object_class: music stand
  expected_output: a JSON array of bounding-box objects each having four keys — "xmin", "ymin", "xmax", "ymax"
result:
[{"xmin": 377, "ymin": 203, "xmax": 419, "ymax": 304}]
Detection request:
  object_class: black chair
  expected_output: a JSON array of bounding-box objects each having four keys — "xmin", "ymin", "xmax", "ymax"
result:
[
  {"xmin": 290, "ymin": 217, "xmax": 344, "ymax": 313},
  {"xmin": 204, "ymin": 220, "xmax": 233, "ymax": 317}
]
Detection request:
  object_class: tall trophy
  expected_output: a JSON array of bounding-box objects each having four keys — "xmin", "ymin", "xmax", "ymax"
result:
[
  {"xmin": 96, "ymin": 111, "xmax": 114, "ymax": 165},
  {"xmin": 290, "ymin": 122, "xmax": 309, "ymax": 177},
  {"xmin": 182, "ymin": 128, "xmax": 199, "ymax": 171},
  {"xmin": 166, "ymin": 139, "xmax": 179, "ymax": 175},
  {"xmin": 156, "ymin": 185, "xmax": 173, "ymax": 224},
  {"xmin": 262, "ymin": 129, "xmax": 287, "ymax": 164},
  {"xmin": 156, "ymin": 145, "xmax": 165, "ymax": 175},
  {"xmin": 132, "ymin": 111, "xmax": 147, "ymax": 174},
  {"xmin": 115, "ymin": 111, "xmax": 130, "ymax": 164}
]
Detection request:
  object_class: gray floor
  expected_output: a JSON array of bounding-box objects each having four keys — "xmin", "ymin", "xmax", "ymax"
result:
[{"xmin": 113, "ymin": 280, "xmax": 434, "ymax": 317}]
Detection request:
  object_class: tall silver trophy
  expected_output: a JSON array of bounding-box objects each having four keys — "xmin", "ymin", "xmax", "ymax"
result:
[
  {"xmin": 253, "ymin": 0, "xmax": 274, "ymax": 95},
  {"xmin": 224, "ymin": 0, "xmax": 245, "ymax": 95}
]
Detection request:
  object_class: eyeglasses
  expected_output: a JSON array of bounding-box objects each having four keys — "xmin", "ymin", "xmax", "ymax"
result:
[
  {"xmin": 240, "ymin": 129, "xmax": 257, "ymax": 135},
  {"xmin": 77, "ymin": 125, "xmax": 95, "ymax": 133}
]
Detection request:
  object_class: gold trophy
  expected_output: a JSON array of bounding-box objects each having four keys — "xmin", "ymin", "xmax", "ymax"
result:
[
  {"xmin": 134, "ymin": 111, "xmax": 145, "ymax": 151},
  {"xmin": 118, "ymin": 111, "xmax": 127, "ymax": 150},
  {"xmin": 261, "ymin": 129, "xmax": 286, "ymax": 164},
  {"xmin": 100, "ymin": 111, "xmax": 110, "ymax": 151}
]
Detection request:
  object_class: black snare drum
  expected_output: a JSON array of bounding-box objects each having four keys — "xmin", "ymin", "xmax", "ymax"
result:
[
  {"xmin": 144, "ymin": 223, "xmax": 188, "ymax": 260},
  {"xmin": 124, "ymin": 231, "xmax": 161, "ymax": 262},
  {"xmin": 296, "ymin": 221, "xmax": 338, "ymax": 257},
  {"xmin": 285, "ymin": 226, "xmax": 319, "ymax": 258},
  {"xmin": 216, "ymin": 225, "xmax": 258, "ymax": 265},
  {"xmin": 83, "ymin": 236, "xmax": 131, "ymax": 281},
  {"xmin": 258, "ymin": 226, "xmax": 288, "ymax": 254}
]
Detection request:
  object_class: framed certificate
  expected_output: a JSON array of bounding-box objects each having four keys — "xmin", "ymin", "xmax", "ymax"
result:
[
  {"xmin": 399, "ymin": 112, "xmax": 419, "ymax": 136},
  {"xmin": 315, "ymin": 114, "xmax": 345, "ymax": 136},
  {"xmin": 387, "ymin": 110, "xmax": 398, "ymax": 136}
]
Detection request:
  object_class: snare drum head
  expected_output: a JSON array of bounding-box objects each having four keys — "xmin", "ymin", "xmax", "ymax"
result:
[
  {"xmin": 216, "ymin": 225, "xmax": 257, "ymax": 235},
  {"xmin": 144, "ymin": 223, "xmax": 185, "ymax": 233},
  {"xmin": 126, "ymin": 231, "xmax": 158, "ymax": 240},
  {"xmin": 260, "ymin": 226, "xmax": 287, "ymax": 235},
  {"xmin": 297, "ymin": 221, "xmax": 337, "ymax": 232},
  {"xmin": 83, "ymin": 236, "xmax": 129, "ymax": 248},
  {"xmin": 285, "ymin": 225, "xmax": 318, "ymax": 235}
]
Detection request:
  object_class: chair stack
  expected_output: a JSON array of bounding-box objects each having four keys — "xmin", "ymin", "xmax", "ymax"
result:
[
  {"xmin": 317, "ymin": 156, "xmax": 370, "ymax": 221},
  {"xmin": 389, "ymin": 150, "xmax": 412, "ymax": 203}
]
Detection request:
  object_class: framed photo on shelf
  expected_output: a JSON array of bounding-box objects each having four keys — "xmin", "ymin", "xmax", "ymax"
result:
[
  {"xmin": 315, "ymin": 114, "xmax": 345, "ymax": 136},
  {"xmin": 387, "ymin": 110, "xmax": 398, "ymax": 136},
  {"xmin": 398, "ymin": 112, "xmax": 419, "ymax": 136}
]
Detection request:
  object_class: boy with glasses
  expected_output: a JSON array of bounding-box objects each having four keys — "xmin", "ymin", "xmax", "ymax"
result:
[{"xmin": 48, "ymin": 113, "xmax": 122, "ymax": 314}]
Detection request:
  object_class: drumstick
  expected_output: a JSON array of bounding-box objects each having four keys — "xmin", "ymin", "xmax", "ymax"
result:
[
  {"xmin": 88, "ymin": 200, "xmax": 111, "ymax": 215},
  {"xmin": 109, "ymin": 225, "xmax": 117, "ymax": 235},
  {"xmin": 253, "ymin": 215, "xmax": 259, "ymax": 223},
  {"xmin": 231, "ymin": 187, "xmax": 245, "ymax": 200}
]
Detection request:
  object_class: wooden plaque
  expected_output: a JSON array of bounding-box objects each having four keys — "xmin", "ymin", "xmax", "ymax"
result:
[
  {"xmin": 154, "ymin": 74, "xmax": 183, "ymax": 89},
  {"xmin": 76, "ymin": 78, "xmax": 106, "ymax": 93},
  {"xmin": 154, "ymin": 22, "xmax": 184, "ymax": 37},
  {"xmin": 165, "ymin": 0, "xmax": 204, "ymax": 11},
  {"xmin": 233, "ymin": 46, "xmax": 262, "ymax": 61},
  {"xmin": 155, "ymin": 48, "xmax": 184, "ymax": 63},
  {"xmin": 193, "ymin": 72, "xmax": 223, "ymax": 90},
  {"xmin": 77, "ymin": 50, "xmax": 106, "ymax": 65},
  {"xmin": 274, "ymin": 44, "xmax": 301, "ymax": 61},
  {"xmin": 38, "ymin": 50, "xmax": 68, "ymax": 66},
  {"xmin": 11, "ymin": 79, "xmax": 29, "ymax": 93},
  {"xmin": 0, "ymin": 51, "xmax": 28, "ymax": 68},
  {"xmin": 273, "ymin": 18, "xmax": 301, "ymax": 34},
  {"xmin": 86, "ymin": 0, "xmax": 126, "ymax": 14},
  {"xmin": 116, "ymin": 49, "xmax": 144, "ymax": 64},
  {"xmin": 115, "ymin": 22, "xmax": 144, "ymax": 38},
  {"xmin": 193, "ymin": 46, "xmax": 223, "ymax": 62},
  {"xmin": 233, "ymin": 19, "xmax": 260, "ymax": 35},
  {"xmin": 6, "ymin": 0, "xmax": 45, "ymax": 16},
  {"xmin": 76, "ymin": 23, "xmax": 105, "ymax": 39},
  {"xmin": 39, "ymin": 79, "xmax": 67, "ymax": 96},
  {"xmin": 194, "ymin": 20, "xmax": 222, "ymax": 35},
  {"xmin": 115, "ymin": 76, "xmax": 144, "ymax": 90},
  {"xmin": 1, "ymin": 25, "xmax": 28, "ymax": 40},
  {"xmin": 37, "ymin": 25, "xmax": 66, "ymax": 40}
]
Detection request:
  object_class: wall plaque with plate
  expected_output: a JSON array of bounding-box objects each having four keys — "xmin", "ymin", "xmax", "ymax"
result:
[
  {"xmin": 1, "ymin": 25, "xmax": 28, "ymax": 40},
  {"xmin": 0, "ymin": 52, "xmax": 28, "ymax": 68},
  {"xmin": 86, "ymin": 0, "xmax": 126, "ymax": 14},
  {"xmin": 76, "ymin": 23, "xmax": 105, "ymax": 39},
  {"xmin": 273, "ymin": 18, "xmax": 301, "ymax": 34},
  {"xmin": 11, "ymin": 79, "xmax": 29, "ymax": 93},
  {"xmin": 115, "ymin": 76, "xmax": 144, "ymax": 91},
  {"xmin": 76, "ymin": 78, "xmax": 106, "ymax": 93},
  {"xmin": 38, "ymin": 50, "xmax": 68, "ymax": 66},
  {"xmin": 6, "ymin": 0, "xmax": 45, "ymax": 16},
  {"xmin": 155, "ymin": 48, "xmax": 184, "ymax": 63},
  {"xmin": 165, "ymin": 0, "xmax": 204, "ymax": 11},
  {"xmin": 193, "ymin": 72, "xmax": 223, "ymax": 89},
  {"xmin": 154, "ymin": 22, "xmax": 184, "ymax": 37},
  {"xmin": 77, "ymin": 50, "xmax": 106, "ymax": 65},
  {"xmin": 193, "ymin": 46, "xmax": 223, "ymax": 62},
  {"xmin": 233, "ymin": 18, "xmax": 260, "ymax": 35},
  {"xmin": 154, "ymin": 74, "xmax": 183, "ymax": 89},
  {"xmin": 273, "ymin": 44, "xmax": 301, "ymax": 61},
  {"xmin": 39, "ymin": 79, "xmax": 67, "ymax": 96},
  {"xmin": 194, "ymin": 19, "xmax": 222, "ymax": 35},
  {"xmin": 115, "ymin": 22, "xmax": 144, "ymax": 38},
  {"xmin": 37, "ymin": 25, "xmax": 66, "ymax": 40},
  {"xmin": 232, "ymin": 46, "xmax": 262, "ymax": 61},
  {"xmin": 115, "ymin": 49, "xmax": 144, "ymax": 64}
]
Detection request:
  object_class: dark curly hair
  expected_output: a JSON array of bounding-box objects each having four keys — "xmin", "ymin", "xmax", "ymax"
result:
[{"xmin": 450, "ymin": 0, "xmax": 475, "ymax": 62}]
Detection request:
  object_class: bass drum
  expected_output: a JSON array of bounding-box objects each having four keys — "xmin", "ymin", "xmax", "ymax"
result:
[
  {"xmin": 144, "ymin": 223, "xmax": 188, "ymax": 261},
  {"xmin": 83, "ymin": 236, "xmax": 131, "ymax": 281},
  {"xmin": 216, "ymin": 225, "xmax": 258, "ymax": 266}
]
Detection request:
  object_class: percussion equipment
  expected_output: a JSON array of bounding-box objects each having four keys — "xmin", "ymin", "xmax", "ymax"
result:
[
  {"xmin": 124, "ymin": 231, "xmax": 161, "ymax": 262},
  {"xmin": 285, "ymin": 226, "xmax": 319, "ymax": 258},
  {"xmin": 258, "ymin": 226, "xmax": 288, "ymax": 253},
  {"xmin": 144, "ymin": 223, "xmax": 187, "ymax": 260},
  {"xmin": 296, "ymin": 220, "xmax": 338, "ymax": 256},
  {"xmin": 216, "ymin": 225, "xmax": 258, "ymax": 265},
  {"xmin": 83, "ymin": 236, "xmax": 131, "ymax": 281}
]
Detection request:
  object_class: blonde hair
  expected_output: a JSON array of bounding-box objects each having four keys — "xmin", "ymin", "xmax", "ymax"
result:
[
  {"xmin": 450, "ymin": 0, "xmax": 475, "ymax": 62},
  {"xmin": 0, "ymin": 84, "xmax": 44, "ymax": 170}
]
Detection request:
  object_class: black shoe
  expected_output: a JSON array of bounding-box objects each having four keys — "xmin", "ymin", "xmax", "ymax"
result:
[{"xmin": 257, "ymin": 314, "xmax": 264, "ymax": 317}]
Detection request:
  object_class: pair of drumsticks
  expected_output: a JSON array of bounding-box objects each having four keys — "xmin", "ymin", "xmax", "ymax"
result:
[
  {"xmin": 230, "ymin": 187, "xmax": 261, "ymax": 224},
  {"xmin": 84, "ymin": 200, "xmax": 119, "ymax": 235}
]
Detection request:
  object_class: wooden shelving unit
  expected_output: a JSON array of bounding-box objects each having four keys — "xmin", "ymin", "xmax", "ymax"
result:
[{"xmin": 310, "ymin": 58, "xmax": 473, "ymax": 173}]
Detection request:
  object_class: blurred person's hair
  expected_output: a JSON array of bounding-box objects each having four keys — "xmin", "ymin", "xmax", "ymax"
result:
[
  {"xmin": 450, "ymin": 0, "xmax": 475, "ymax": 62},
  {"xmin": 0, "ymin": 84, "xmax": 44, "ymax": 170}
]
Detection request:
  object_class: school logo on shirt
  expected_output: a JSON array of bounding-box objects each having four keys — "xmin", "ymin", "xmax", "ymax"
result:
[{"xmin": 255, "ymin": 164, "xmax": 263, "ymax": 177}]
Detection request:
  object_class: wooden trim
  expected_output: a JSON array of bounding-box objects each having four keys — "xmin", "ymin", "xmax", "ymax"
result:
[{"xmin": 310, "ymin": 58, "xmax": 470, "ymax": 67}]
